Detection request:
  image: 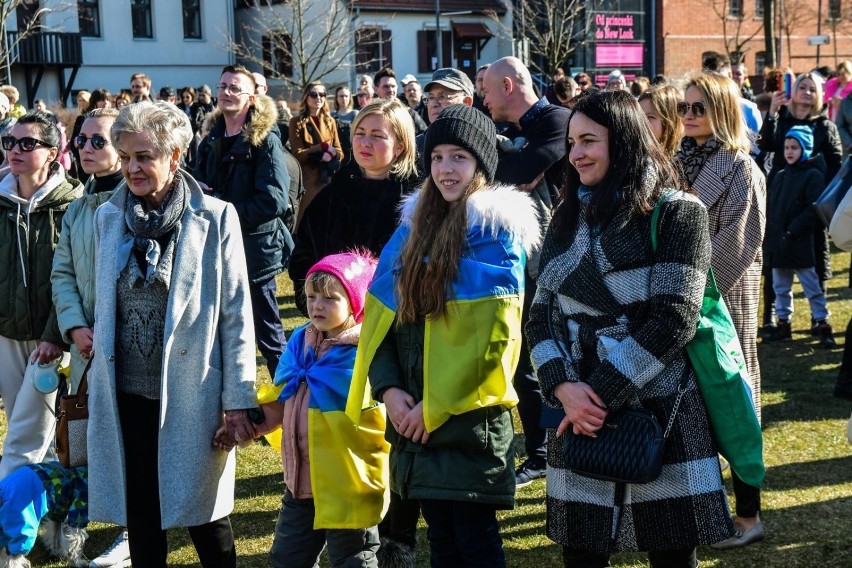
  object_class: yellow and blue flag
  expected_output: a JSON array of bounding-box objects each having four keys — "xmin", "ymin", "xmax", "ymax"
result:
[
  {"xmin": 275, "ymin": 325, "xmax": 389, "ymax": 529},
  {"xmin": 346, "ymin": 223, "xmax": 525, "ymax": 432}
]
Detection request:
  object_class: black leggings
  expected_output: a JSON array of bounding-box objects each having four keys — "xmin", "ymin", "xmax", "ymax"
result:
[
  {"xmin": 562, "ymin": 547, "xmax": 697, "ymax": 568},
  {"xmin": 118, "ymin": 392, "xmax": 237, "ymax": 568}
]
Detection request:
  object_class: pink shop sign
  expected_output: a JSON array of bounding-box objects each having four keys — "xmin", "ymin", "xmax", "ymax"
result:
[{"xmin": 596, "ymin": 44, "xmax": 644, "ymax": 68}]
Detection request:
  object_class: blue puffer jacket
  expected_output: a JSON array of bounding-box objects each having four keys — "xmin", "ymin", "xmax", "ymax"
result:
[
  {"xmin": 51, "ymin": 173, "xmax": 123, "ymax": 391},
  {"xmin": 0, "ymin": 165, "xmax": 82, "ymax": 344},
  {"xmin": 193, "ymin": 94, "xmax": 292, "ymax": 284}
]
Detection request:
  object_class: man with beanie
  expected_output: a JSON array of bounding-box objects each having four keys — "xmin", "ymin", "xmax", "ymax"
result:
[
  {"xmin": 764, "ymin": 125, "xmax": 835, "ymax": 348},
  {"xmin": 194, "ymin": 65, "xmax": 292, "ymax": 379},
  {"xmin": 483, "ymin": 56, "xmax": 569, "ymax": 488}
]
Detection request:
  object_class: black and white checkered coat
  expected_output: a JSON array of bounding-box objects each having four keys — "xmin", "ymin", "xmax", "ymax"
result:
[
  {"xmin": 526, "ymin": 192, "xmax": 734, "ymax": 554},
  {"xmin": 689, "ymin": 147, "xmax": 766, "ymax": 421}
]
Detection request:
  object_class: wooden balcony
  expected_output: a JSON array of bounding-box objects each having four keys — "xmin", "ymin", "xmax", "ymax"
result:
[{"xmin": 6, "ymin": 31, "xmax": 82, "ymax": 67}]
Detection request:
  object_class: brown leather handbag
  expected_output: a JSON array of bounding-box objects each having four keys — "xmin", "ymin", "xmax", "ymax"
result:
[{"xmin": 56, "ymin": 363, "xmax": 90, "ymax": 468}]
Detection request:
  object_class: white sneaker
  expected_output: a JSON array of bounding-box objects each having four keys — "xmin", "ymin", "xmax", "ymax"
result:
[{"xmin": 90, "ymin": 529, "xmax": 131, "ymax": 568}]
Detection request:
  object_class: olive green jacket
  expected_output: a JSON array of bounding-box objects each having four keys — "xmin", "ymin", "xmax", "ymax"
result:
[{"xmin": 0, "ymin": 166, "xmax": 83, "ymax": 344}]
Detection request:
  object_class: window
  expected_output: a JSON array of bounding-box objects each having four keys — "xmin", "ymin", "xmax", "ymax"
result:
[
  {"xmin": 132, "ymin": 0, "xmax": 153, "ymax": 38},
  {"xmin": 754, "ymin": 0, "xmax": 763, "ymax": 18},
  {"xmin": 78, "ymin": 0, "xmax": 101, "ymax": 37},
  {"xmin": 416, "ymin": 30, "xmax": 451, "ymax": 73},
  {"xmin": 729, "ymin": 0, "xmax": 743, "ymax": 18},
  {"xmin": 355, "ymin": 27, "xmax": 392, "ymax": 75},
  {"xmin": 262, "ymin": 30, "xmax": 292, "ymax": 77},
  {"xmin": 183, "ymin": 0, "xmax": 201, "ymax": 39},
  {"xmin": 828, "ymin": 0, "xmax": 841, "ymax": 20},
  {"xmin": 16, "ymin": 0, "xmax": 41, "ymax": 30},
  {"xmin": 755, "ymin": 51, "xmax": 767, "ymax": 74}
]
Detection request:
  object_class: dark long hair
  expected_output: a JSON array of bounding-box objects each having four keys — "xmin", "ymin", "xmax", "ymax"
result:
[{"xmin": 552, "ymin": 90, "xmax": 684, "ymax": 242}]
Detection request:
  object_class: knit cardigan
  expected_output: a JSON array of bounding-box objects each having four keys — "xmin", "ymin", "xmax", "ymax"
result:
[{"xmin": 526, "ymin": 191, "xmax": 734, "ymax": 553}]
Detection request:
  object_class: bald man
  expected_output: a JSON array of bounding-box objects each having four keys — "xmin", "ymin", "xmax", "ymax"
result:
[
  {"xmin": 483, "ymin": 56, "xmax": 569, "ymax": 488},
  {"xmin": 252, "ymin": 72, "xmax": 269, "ymax": 95}
]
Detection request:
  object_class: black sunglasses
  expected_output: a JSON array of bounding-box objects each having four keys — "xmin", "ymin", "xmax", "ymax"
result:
[
  {"xmin": 676, "ymin": 101, "xmax": 707, "ymax": 117},
  {"xmin": 308, "ymin": 91, "xmax": 327, "ymax": 99},
  {"xmin": 1, "ymin": 136, "xmax": 52, "ymax": 152},
  {"xmin": 577, "ymin": 80, "xmax": 588, "ymax": 86},
  {"xmin": 74, "ymin": 134, "xmax": 109, "ymax": 150}
]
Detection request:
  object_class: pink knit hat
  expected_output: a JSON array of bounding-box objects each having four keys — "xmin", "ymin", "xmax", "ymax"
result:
[{"xmin": 306, "ymin": 251, "xmax": 378, "ymax": 323}]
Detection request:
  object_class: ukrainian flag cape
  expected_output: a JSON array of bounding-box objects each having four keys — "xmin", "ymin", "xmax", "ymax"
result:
[
  {"xmin": 346, "ymin": 185, "xmax": 540, "ymax": 432},
  {"xmin": 274, "ymin": 324, "xmax": 389, "ymax": 529}
]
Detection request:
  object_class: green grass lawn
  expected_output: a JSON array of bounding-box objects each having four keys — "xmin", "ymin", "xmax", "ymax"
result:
[{"xmin": 22, "ymin": 252, "xmax": 852, "ymax": 567}]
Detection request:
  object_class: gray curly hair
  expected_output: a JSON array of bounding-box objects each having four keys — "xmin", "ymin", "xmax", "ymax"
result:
[{"xmin": 111, "ymin": 101, "xmax": 193, "ymax": 155}]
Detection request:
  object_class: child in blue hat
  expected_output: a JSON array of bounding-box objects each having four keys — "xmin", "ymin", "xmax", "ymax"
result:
[{"xmin": 764, "ymin": 124, "xmax": 835, "ymax": 347}]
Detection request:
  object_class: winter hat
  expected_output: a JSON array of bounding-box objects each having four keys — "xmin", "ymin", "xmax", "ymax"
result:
[
  {"xmin": 423, "ymin": 104, "xmax": 498, "ymax": 182},
  {"xmin": 785, "ymin": 125, "xmax": 813, "ymax": 162},
  {"xmin": 306, "ymin": 252, "xmax": 378, "ymax": 323}
]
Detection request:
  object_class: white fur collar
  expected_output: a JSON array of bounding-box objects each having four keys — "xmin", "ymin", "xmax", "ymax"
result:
[{"xmin": 399, "ymin": 183, "xmax": 541, "ymax": 255}]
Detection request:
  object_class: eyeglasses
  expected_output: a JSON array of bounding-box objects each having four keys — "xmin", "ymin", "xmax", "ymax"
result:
[
  {"xmin": 308, "ymin": 91, "xmax": 327, "ymax": 99},
  {"xmin": 1, "ymin": 136, "xmax": 52, "ymax": 152},
  {"xmin": 426, "ymin": 93, "xmax": 462, "ymax": 105},
  {"xmin": 676, "ymin": 101, "xmax": 707, "ymax": 117},
  {"xmin": 74, "ymin": 134, "xmax": 109, "ymax": 150},
  {"xmin": 216, "ymin": 83, "xmax": 246, "ymax": 95}
]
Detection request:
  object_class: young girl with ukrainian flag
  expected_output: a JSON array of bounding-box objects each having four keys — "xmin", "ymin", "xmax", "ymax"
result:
[
  {"xmin": 346, "ymin": 104, "xmax": 540, "ymax": 567},
  {"xmin": 224, "ymin": 251, "xmax": 389, "ymax": 568}
]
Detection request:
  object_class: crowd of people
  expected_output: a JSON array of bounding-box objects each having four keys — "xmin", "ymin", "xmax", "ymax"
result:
[{"xmin": 0, "ymin": 50, "xmax": 850, "ymax": 568}]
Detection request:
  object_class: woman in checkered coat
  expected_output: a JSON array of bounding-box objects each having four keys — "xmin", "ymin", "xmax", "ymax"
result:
[
  {"xmin": 676, "ymin": 73, "xmax": 767, "ymax": 549},
  {"xmin": 526, "ymin": 91, "xmax": 734, "ymax": 566}
]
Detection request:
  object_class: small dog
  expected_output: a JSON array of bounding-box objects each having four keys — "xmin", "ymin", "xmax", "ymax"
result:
[{"xmin": 0, "ymin": 462, "xmax": 88, "ymax": 567}]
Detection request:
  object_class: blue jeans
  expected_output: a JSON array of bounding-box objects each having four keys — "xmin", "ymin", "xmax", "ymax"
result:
[
  {"xmin": 249, "ymin": 276, "xmax": 287, "ymax": 377},
  {"xmin": 419, "ymin": 499, "xmax": 505, "ymax": 568},
  {"xmin": 772, "ymin": 267, "xmax": 828, "ymax": 321}
]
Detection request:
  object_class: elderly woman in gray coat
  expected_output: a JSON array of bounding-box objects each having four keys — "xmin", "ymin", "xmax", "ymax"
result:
[{"xmin": 87, "ymin": 101, "xmax": 259, "ymax": 568}]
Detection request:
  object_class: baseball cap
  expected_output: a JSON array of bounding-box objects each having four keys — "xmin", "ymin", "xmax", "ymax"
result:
[
  {"xmin": 400, "ymin": 73, "xmax": 418, "ymax": 86},
  {"xmin": 424, "ymin": 68, "xmax": 474, "ymax": 97},
  {"xmin": 159, "ymin": 86, "xmax": 176, "ymax": 98},
  {"xmin": 198, "ymin": 84, "xmax": 212, "ymax": 95}
]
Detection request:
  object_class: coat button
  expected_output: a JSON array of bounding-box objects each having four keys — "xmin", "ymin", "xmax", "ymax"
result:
[
  {"xmin": 180, "ymin": 349, "xmax": 187, "ymax": 355},
  {"xmin": 298, "ymin": 436, "xmax": 303, "ymax": 441},
  {"xmin": 108, "ymin": 355, "xmax": 115, "ymax": 362}
]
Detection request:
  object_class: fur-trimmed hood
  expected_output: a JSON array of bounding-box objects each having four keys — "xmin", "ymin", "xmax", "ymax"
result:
[
  {"xmin": 399, "ymin": 183, "xmax": 541, "ymax": 256},
  {"xmin": 206, "ymin": 93, "xmax": 279, "ymax": 147}
]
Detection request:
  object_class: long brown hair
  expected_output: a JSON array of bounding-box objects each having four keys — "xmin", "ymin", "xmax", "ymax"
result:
[{"xmin": 395, "ymin": 170, "xmax": 488, "ymax": 324}]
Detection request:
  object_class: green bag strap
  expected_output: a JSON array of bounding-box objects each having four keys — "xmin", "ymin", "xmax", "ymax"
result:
[{"xmin": 650, "ymin": 190, "xmax": 720, "ymax": 292}]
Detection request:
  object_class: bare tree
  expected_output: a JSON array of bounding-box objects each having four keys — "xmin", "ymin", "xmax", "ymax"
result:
[
  {"xmin": 490, "ymin": 0, "xmax": 601, "ymax": 77},
  {"xmin": 232, "ymin": 0, "xmax": 360, "ymax": 95},
  {"xmin": 778, "ymin": 0, "xmax": 816, "ymax": 68},
  {"xmin": 708, "ymin": 0, "xmax": 764, "ymax": 61},
  {"xmin": 0, "ymin": 0, "xmax": 70, "ymax": 84}
]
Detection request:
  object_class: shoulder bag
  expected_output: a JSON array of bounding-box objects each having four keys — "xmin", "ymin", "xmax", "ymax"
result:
[
  {"xmin": 651, "ymin": 192, "xmax": 765, "ymax": 488},
  {"xmin": 56, "ymin": 362, "xmax": 90, "ymax": 468}
]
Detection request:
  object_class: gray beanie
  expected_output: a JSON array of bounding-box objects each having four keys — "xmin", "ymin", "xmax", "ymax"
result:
[{"xmin": 423, "ymin": 104, "xmax": 498, "ymax": 182}]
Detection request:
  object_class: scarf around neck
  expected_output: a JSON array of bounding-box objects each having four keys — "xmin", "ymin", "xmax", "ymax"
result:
[
  {"xmin": 677, "ymin": 136, "xmax": 720, "ymax": 185},
  {"xmin": 123, "ymin": 171, "xmax": 187, "ymax": 284}
]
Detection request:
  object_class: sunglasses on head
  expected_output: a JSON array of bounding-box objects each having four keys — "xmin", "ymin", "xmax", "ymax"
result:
[
  {"xmin": 74, "ymin": 134, "xmax": 109, "ymax": 150},
  {"xmin": 1, "ymin": 136, "xmax": 52, "ymax": 152},
  {"xmin": 676, "ymin": 101, "xmax": 706, "ymax": 117},
  {"xmin": 308, "ymin": 91, "xmax": 327, "ymax": 99}
]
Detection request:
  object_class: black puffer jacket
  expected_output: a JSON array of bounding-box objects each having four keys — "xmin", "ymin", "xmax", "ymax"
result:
[
  {"xmin": 765, "ymin": 155, "xmax": 826, "ymax": 269},
  {"xmin": 288, "ymin": 159, "xmax": 419, "ymax": 315},
  {"xmin": 0, "ymin": 167, "xmax": 82, "ymax": 343},
  {"xmin": 194, "ymin": 94, "xmax": 291, "ymax": 284}
]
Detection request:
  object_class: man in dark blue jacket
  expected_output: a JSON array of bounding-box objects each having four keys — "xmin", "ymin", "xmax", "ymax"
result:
[
  {"xmin": 194, "ymin": 65, "xmax": 291, "ymax": 378},
  {"xmin": 484, "ymin": 56, "xmax": 569, "ymax": 488}
]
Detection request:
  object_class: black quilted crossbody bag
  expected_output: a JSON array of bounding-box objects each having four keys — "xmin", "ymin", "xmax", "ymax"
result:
[{"xmin": 548, "ymin": 296, "xmax": 688, "ymax": 484}]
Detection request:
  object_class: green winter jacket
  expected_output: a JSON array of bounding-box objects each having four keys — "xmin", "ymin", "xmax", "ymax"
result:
[
  {"xmin": 51, "ymin": 174, "xmax": 122, "ymax": 391},
  {"xmin": 369, "ymin": 320, "xmax": 516, "ymax": 509},
  {"xmin": 0, "ymin": 166, "xmax": 83, "ymax": 344}
]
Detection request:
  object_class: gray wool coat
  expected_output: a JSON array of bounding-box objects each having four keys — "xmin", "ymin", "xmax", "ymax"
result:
[{"xmin": 87, "ymin": 173, "xmax": 258, "ymax": 528}]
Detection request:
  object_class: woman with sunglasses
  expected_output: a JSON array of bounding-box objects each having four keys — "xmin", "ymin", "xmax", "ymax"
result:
[
  {"xmin": 0, "ymin": 110, "xmax": 83, "ymax": 478},
  {"xmin": 289, "ymin": 81, "xmax": 344, "ymax": 226},
  {"xmin": 70, "ymin": 88, "xmax": 113, "ymax": 181},
  {"xmin": 51, "ymin": 107, "xmax": 133, "ymax": 567},
  {"xmin": 675, "ymin": 73, "xmax": 767, "ymax": 550}
]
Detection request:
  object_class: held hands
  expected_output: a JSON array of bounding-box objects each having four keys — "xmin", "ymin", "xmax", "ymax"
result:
[
  {"xmin": 554, "ymin": 381, "xmax": 609, "ymax": 438},
  {"xmin": 31, "ymin": 341, "xmax": 63, "ymax": 365},
  {"xmin": 383, "ymin": 387, "xmax": 430, "ymax": 444},
  {"xmin": 223, "ymin": 409, "xmax": 257, "ymax": 448},
  {"xmin": 212, "ymin": 424, "xmax": 236, "ymax": 451},
  {"xmin": 70, "ymin": 327, "xmax": 94, "ymax": 360}
]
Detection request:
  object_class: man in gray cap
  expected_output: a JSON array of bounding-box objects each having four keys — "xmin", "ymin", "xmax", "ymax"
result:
[{"xmin": 415, "ymin": 68, "xmax": 475, "ymax": 157}]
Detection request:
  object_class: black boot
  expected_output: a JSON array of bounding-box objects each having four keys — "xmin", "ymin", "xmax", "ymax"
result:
[
  {"xmin": 764, "ymin": 319, "xmax": 792, "ymax": 342},
  {"xmin": 817, "ymin": 321, "xmax": 837, "ymax": 349}
]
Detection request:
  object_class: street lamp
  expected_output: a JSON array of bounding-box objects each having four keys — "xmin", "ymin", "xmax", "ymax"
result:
[{"xmin": 435, "ymin": 2, "xmax": 473, "ymax": 71}]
